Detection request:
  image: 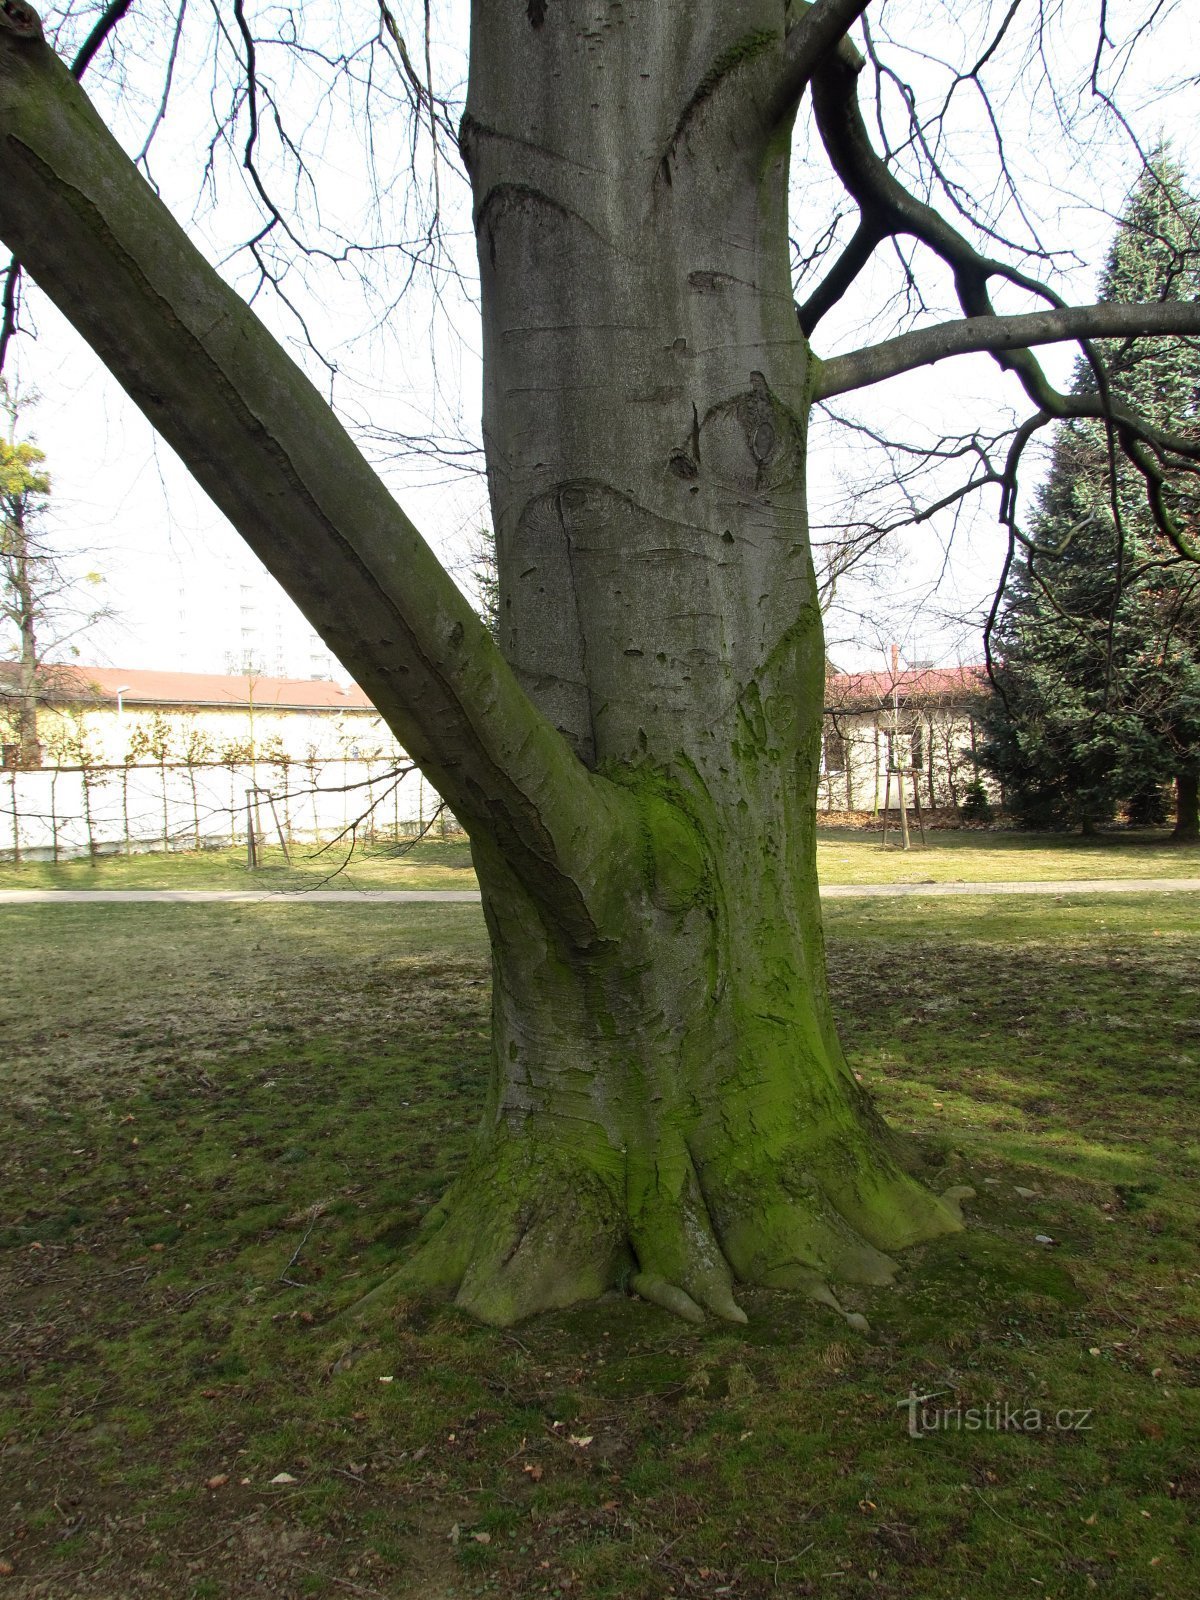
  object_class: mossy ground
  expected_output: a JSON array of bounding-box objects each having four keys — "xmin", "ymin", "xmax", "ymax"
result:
[{"xmin": 1, "ymin": 887, "xmax": 1197, "ymax": 1597}]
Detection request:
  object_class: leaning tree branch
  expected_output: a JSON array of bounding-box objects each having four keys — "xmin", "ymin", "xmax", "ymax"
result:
[
  {"xmin": 0, "ymin": 0, "xmax": 137, "ymax": 376},
  {"xmin": 0, "ymin": 4, "xmax": 621, "ymax": 946},
  {"xmin": 815, "ymin": 300, "xmax": 1200, "ymax": 399}
]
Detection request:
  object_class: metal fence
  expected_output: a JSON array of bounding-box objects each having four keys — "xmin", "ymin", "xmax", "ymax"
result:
[{"xmin": 0, "ymin": 757, "xmax": 453, "ymax": 862}]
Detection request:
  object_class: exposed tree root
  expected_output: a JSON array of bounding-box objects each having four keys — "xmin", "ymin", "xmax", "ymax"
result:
[{"xmin": 354, "ymin": 1126, "xmax": 972, "ymax": 1331}]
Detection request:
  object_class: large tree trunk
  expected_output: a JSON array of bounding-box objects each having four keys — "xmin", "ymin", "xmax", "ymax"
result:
[
  {"xmin": 1174, "ymin": 771, "xmax": 1200, "ymax": 842},
  {"xmin": 0, "ymin": 3, "xmax": 962, "ymax": 1328},
  {"xmin": 395, "ymin": 6, "xmax": 962, "ymax": 1326}
]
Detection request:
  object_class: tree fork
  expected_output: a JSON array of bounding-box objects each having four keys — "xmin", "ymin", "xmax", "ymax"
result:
[
  {"xmin": 0, "ymin": 4, "xmax": 625, "ymax": 943},
  {"xmin": 3, "ymin": 1, "xmax": 970, "ymax": 1328}
]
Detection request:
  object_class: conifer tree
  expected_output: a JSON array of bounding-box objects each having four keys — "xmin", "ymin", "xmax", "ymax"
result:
[{"xmin": 983, "ymin": 160, "xmax": 1200, "ymax": 839}]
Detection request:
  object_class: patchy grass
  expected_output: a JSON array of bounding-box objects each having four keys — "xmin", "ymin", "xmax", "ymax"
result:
[
  {"xmin": 0, "ymin": 835, "xmax": 478, "ymax": 892},
  {"xmin": 814, "ymin": 825, "xmax": 1200, "ymax": 884},
  {"xmin": 2, "ymin": 827, "xmax": 1198, "ymax": 895},
  {"xmin": 1, "ymin": 895, "xmax": 1197, "ymax": 1597}
]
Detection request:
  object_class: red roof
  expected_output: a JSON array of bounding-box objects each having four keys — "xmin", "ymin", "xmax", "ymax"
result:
[
  {"xmin": 825, "ymin": 664, "xmax": 988, "ymax": 711},
  {"xmin": 8, "ymin": 660, "xmax": 986, "ymax": 717},
  {"xmin": 50, "ymin": 665, "xmax": 376, "ymax": 713}
]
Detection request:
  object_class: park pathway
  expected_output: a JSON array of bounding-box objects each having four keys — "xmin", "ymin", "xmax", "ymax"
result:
[{"xmin": 1, "ymin": 878, "xmax": 1199, "ymax": 904}]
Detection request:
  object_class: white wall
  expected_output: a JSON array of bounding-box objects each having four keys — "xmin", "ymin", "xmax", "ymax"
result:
[{"xmin": 0, "ymin": 758, "xmax": 450, "ymax": 860}]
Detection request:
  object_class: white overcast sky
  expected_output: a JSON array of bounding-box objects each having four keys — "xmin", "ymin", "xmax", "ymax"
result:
[{"xmin": 4, "ymin": 0, "xmax": 1196, "ymax": 679}]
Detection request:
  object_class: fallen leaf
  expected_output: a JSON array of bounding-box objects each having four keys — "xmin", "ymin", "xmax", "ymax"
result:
[
  {"xmin": 270, "ymin": 1472, "xmax": 298, "ymax": 1485},
  {"xmin": 471, "ymin": 1532, "xmax": 491, "ymax": 1544},
  {"xmin": 523, "ymin": 1463, "xmax": 544, "ymax": 1481},
  {"xmin": 206, "ymin": 1474, "xmax": 229, "ymax": 1490},
  {"xmin": 567, "ymin": 1435, "xmax": 593, "ymax": 1448}
]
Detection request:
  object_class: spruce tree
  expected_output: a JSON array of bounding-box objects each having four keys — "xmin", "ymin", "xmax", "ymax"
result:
[{"xmin": 983, "ymin": 159, "xmax": 1200, "ymax": 838}]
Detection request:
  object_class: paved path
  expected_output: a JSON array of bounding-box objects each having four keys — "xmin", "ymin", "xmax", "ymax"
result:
[{"xmin": 1, "ymin": 878, "xmax": 1198, "ymax": 904}]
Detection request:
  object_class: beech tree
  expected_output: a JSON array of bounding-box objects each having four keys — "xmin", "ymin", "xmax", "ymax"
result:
[{"xmin": 2, "ymin": 1, "xmax": 1199, "ymax": 1327}]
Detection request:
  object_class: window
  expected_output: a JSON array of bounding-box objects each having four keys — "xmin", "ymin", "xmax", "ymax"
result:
[
  {"xmin": 823, "ymin": 727, "xmax": 847, "ymax": 773},
  {"xmin": 885, "ymin": 730, "xmax": 912, "ymax": 771}
]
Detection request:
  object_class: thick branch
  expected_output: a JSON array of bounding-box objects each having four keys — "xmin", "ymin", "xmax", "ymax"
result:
[
  {"xmin": 816, "ymin": 301, "xmax": 1200, "ymax": 399},
  {"xmin": 808, "ymin": 42, "xmax": 1200, "ymax": 557},
  {"xmin": 797, "ymin": 215, "xmax": 881, "ymax": 336},
  {"xmin": 769, "ymin": 0, "xmax": 871, "ymax": 123},
  {"xmin": 0, "ymin": 13, "xmax": 619, "ymax": 944},
  {"xmin": 69, "ymin": 0, "xmax": 134, "ymax": 78}
]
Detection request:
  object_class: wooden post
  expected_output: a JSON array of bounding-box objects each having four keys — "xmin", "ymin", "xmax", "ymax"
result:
[
  {"xmin": 881, "ymin": 768, "xmax": 891, "ymax": 847},
  {"xmin": 266, "ymin": 789, "xmax": 292, "ymax": 864},
  {"xmin": 911, "ymin": 769, "xmax": 927, "ymax": 846},
  {"xmin": 9, "ymin": 769, "xmax": 19, "ymax": 865},
  {"xmin": 246, "ymin": 790, "xmax": 258, "ymax": 870},
  {"xmin": 897, "ymin": 754, "xmax": 911, "ymax": 850}
]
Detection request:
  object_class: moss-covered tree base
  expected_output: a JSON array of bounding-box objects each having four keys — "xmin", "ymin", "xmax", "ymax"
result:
[
  {"xmin": 369, "ymin": 1106, "xmax": 970, "ymax": 1329},
  {"xmin": 358, "ymin": 770, "xmax": 972, "ymax": 1330}
]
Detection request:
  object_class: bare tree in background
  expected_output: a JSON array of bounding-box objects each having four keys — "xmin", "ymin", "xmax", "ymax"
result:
[
  {"xmin": 0, "ymin": 381, "xmax": 107, "ymax": 766},
  {"xmin": 2, "ymin": 1, "xmax": 1199, "ymax": 1329}
]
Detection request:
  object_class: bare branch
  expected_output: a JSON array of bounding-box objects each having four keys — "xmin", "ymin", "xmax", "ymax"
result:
[
  {"xmin": 0, "ymin": 250, "xmax": 18, "ymax": 373},
  {"xmin": 770, "ymin": 0, "xmax": 871, "ymax": 122},
  {"xmin": 69, "ymin": 0, "xmax": 133, "ymax": 79},
  {"xmin": 796, "ymin": 215, "xmax": 881, "ymax": 336},
  {"xmin": 816, "ymin": 300, "xmax": 1200, "ymax": 400}
]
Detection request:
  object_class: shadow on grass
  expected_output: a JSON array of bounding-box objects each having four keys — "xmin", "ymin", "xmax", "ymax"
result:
[{"xmin": 0, "ymin": 895, "xmax": 1196, "ymax": 1598}]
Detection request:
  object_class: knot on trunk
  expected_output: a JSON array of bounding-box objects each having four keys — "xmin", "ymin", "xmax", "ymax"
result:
[
  {"xmin": 1, "ymin": 1, "xmax": 43, "ymax": 41},
  {"xmin": 696, "ymin": 372, "xmax": 805, "ymax": 495}
]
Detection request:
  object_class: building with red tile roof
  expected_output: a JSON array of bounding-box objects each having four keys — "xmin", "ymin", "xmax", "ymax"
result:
[{"xmin": 1, "ymin": 663, "xmax": 391, "ymax": 767}]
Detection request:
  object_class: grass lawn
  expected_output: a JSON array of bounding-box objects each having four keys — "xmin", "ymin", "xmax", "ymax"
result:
[
  {"xmin": 1, "ymin": 894, "xmax": 1198, "ymax": 1597},
  {"xmin": 0, "ymin": 836, "xmax": 481, "ymax": 893},
  {"xmin": 1, "ymin": 825, "xmax": 1198, "ymax": 894},
  {"xmin": 813, "ymin": 826, "xmax": 1200, "ymax": 885}
]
